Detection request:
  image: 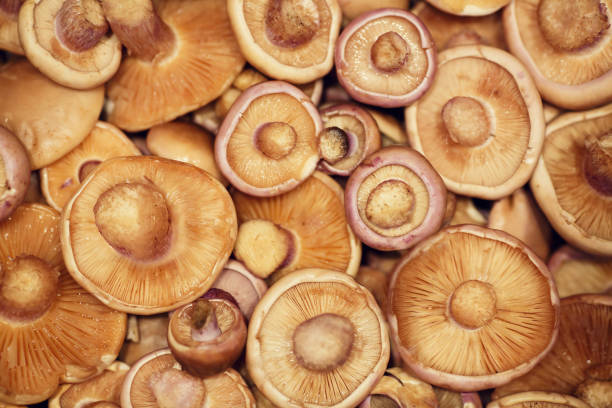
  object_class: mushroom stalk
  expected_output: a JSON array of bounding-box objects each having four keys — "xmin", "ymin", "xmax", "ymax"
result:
[
  {"xmin": 56, "ymin": 0, "xmax": 108, "ymax": 52},
  {"xmin": 190, "ymin": 299, "xmax": 222, "ymax": 342},
  {"xmin": 101, "ymin": 0, "xmax": 174, "ymax": 61}
]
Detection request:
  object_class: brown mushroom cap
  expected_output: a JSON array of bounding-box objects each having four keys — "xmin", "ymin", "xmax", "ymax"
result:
[
  {"xmin": 0, "ymin": 59, "xmax": 103, "ymax": 169},
  {"xmin": 503, "ymin": 0, "xmax": 612, "ymax": 110},
  {"xmin": 247, "ymin": 269, "xmax": 390, "ymax": 408},
  {"xmin": 227, "ymin": 0, "xmax": 342, "ymax": 84},
  {"xmin": 427, "ymin": 0, "xmax": 511, "ymax": 16},
  {"xmin": 60, "ymin": 156, "xmax": 237, "ymax": 314},
  {"xmin": 41, "ymin": 121, "xmax": 141, "ymax": 212},
  {"xmin": 388, "ymin": 225, "xmax": 560, "ymax": 391},
  {"xmin": 18, "ymin": 0, "xmax": 121, "ymax": 89},
  {"xmin": 548, "ymin": 246, "xmax": 612, "ymax": 297},
  {"xmin": 407, "ymin": 45, "xmax": 545, "ymax": 199},
  {"xmin": 493, "ymin": 294, "xmax": 611, "ymax": 398},
  {"xmin": 0, "ymin": 0, "xmax": 24, "ymax": 54},
  {"xmin": 0, "ymin": 204, "xmax": 127, "ymax": 405},
  {"xmin": 530, "ymin": 104, "xmax": 612, "ymax": 256},
  {"xmin": 488, "ymin": 392, "xmax": 591, "ymax": 408},
  {"xmin": 0, "ymin": 125, "xmax": 30, "ymax": 222},
  {"xmin": 104, "ymin": 0, "xmax": 245, "ymax": 131}
]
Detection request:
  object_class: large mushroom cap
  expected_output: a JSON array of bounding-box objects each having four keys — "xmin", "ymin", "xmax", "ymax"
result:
[
  {"xmin": 247, "ymin": 269, "xmax": 390, "ymax": 408},
  {"xmin": 530, "ymin": 103, "xmax": 612, "ymax": 256},
  {"xmin": 60, "ymin": 156, "xmax": 237, "ymax": 314},
  {"xmin": 503, "ymin": 0, "xmax": 612, "ymax": 109},
  {"xmin": 0, "ymin": 59, "xmax": 103, "ymax": 169},
  {"xmin": 0, "ymin": 204, "xmax": 127, "ymax": 405},
  {"xmin": 388, "ymin": 225, "xmax": 560, "ymax": 391},
  {"xmin": 407, "ymin": 45, "xmax": 544, "ymax": 199}
]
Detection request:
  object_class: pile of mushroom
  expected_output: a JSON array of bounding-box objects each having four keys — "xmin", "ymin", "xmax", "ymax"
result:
[{"xmin": 1, "ymin": 0, "xmax": 611, "ymax": 407}]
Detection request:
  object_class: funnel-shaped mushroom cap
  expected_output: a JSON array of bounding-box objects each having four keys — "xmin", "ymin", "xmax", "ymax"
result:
[
  {"xmin": 493, "ymin": 294, "xmax": 612, "ymax": 398},
  {"xmin": 0, "ymin": 0, "xmax": 24, "ymax": 54},
  {"xmin": 407, "ymin": 45, "xmax": 545, "ymax": 199},
  {"xmin": 530, "ymin": 104, "xmax": 612, "ymax": 256},
  {"xmin": 548, "ymin": 246, "xmax": 612, "ymax": 297},
  {"xmin": 41, "ymin": 121, "xmax": 140, "ymax": 212},
  {"xmin": 105, "ymin": 0, "xmax": 245, "ymax": 131},
  {"xmin": 503, "ymin": 0, "xmax": 612, "ymax": 109},
  {"xmin": 388, "ymin": 225, "xmax": 560, "ymax": 391},
  {"xmin": 247, "ymin": 269, "xmax": 390, "ymax": 408},
  {"xmin": 0, "ymin": 204, "xmax": 127, "ymax": 405},
  {"xmin": 488, "ymin": 392, "xmax": 591, "ymax": 408},
  {"xmin": 60, "ymin": 156, "xmax": 237, "ymax": 314},
  {"xmin": 0, "ymin": 59, "xmax": 103, "ymax": 169},
  {"xmin": 427, "ymin": 0, "xmax": 510, "ymax": 16}
]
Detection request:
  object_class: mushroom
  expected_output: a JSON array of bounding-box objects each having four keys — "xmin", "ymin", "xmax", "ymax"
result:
[
  {"xmin": 503, "ymin": 0, "xmax": 612, "ymax": 110},
  {"xmin": 576, "ymin": 364, "xmax": 612, "ymax": 408},
  {"xmin": 23, "ymin": 172, "xmax": 44, "ymax": 204},
  {"xmin": 366, "ymin": 108, "xmax": 408, "ymax": 146},
  {"xmin": 388, "ymin": 225, "xmax": 560, "ymax": 391},
  {"xmin": 544, "ymin": 103, "xmax": 563, "ymax": 123},
  {"xmin": 227, "ymin": 0, "xmax": 342, "ymax": 84},
  {"xmin": 426, "ymin": 0, "xmax": 511, "ymax": 16},
  {"xmin": 0, "ymin": 59, "xmax": 103, "ymax": 170},
  {"xmin": 492, "ymin": 294, "xmax": 611, "ymax": 401},
  {"xmin": 488, "ymin": 188, "xmax": 552, "ymax": 260},
  {"xmin": 247, "ymin": 269, "xmax": 390, "ymax": 408},
  {"xmin": 488, "ymin": 392, "xmax": 591, "ymax": 408},
  {"xmin": 434, "ymin": 388, "xmax": 482, "ymax": 408},
  {"xmin": 102, "ymin": 0, "xmax": 245, "ymax": 132},
  {"xmin": 0, "ymin": 126, "xmax": 29, "ymax": 222},
  {"xmin": 530, "ymin": 103, "xmax": 612, "ymax": 256},
  {"xmin": 146, "ymin": 121, "xmax": 227, "ymax": 185},
  {"xmin": 0, "ymin": 0, "xmax": 23, "ymax": 54},
  {"xmin": 232, "ymin": 171, "xmax": 361, "ymax": 280},
  {"xmin": 412, "ymin": 1, "xmax": 506, "ymax": 50},
  {"xmin": 364, "ymin": 249, "xmax": 404, "ymax": 275},
  {"xmin": 215, "ymin": 81, "xmax": 322, "ymax": 197},
  {"xmin": 355, "ymin": 266, "xmax": 389, "ymax": 312},
  {"xmin": 119, "ymin": 315, "xmax": 169, "ymax": 366},
  {"xmin": 448, "ymin": 195, "xmax": 487, "ymax": 226},
  {"xmin": 18, "ymin": 0, "xmax": 121, "ymax": 89},
  {"xmin": 40, "ymin": 121, "xmax": 141, "ymax": 212},
  {"xmin": 335, "ymin": 8, "xmax": 436, "ymax": 108},
  {"xmin": 120, "ymin": 349, "xmax": 255, "ymax": 408},
  {"xmin": 548, "ymin": 245, "xmax": 612, "ymax": 297},
  {"xmin": 359, "ymin": 367, "xmax": 437, "ymax": 408},
  {"xmin": 345, "ymin": 146, "xmax": 447, "ymax": 251},
  {"xmin": 48, "ymin": 361, "xmax": 130, "ymax": 408},
  {"xmin": 318, "ymin": 103, "xmax": 381, "ymax": 176},
  {"xmin": 167, "ymin": 290, "xmax": 247, "ymax": 378},
  {"xmin": 60, "ymin": 156, "xmax": 237, "ymax": 314},
  {"xmin": 406, "ymin": 45, "xmax": 545, "ymax": 200},
  {"xmin": 192, "ymin": 104, "xmax": 222, "ymax": 136},
  {"xmin": 338, "ymin": 0, "xmax": 410, "ymax": 23},
  {"xmin": 0, "ymin": 203, "xmax": 127, "ymax": 405},
  {"xmin": 212, "ymin": 260, "xmax": 268, "ymax": 320}
]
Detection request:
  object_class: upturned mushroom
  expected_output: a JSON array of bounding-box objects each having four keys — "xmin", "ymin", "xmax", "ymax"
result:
[
  {"xmin": 0, "ymin": 126, "xmax": 29, "ymax": 222},
  {"xmin": 548, "ymin": 246, "xmax": 612, "ymax": 297}
]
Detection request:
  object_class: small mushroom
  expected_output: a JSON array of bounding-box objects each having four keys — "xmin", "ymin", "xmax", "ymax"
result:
[
  {"xmin": 212, "ymin": 260, "xmax": 268, "ymax": 320},
  {"xmin": 146, "ymin": 121, "xmax": 227, "ymax": 185},
  {"xmin": 215, "ymin": 81, "xmax": 322, "ymax": 197},
  {"xmin": 488, "ymin": 392, "xmax": 591, "ymax": 408},
  {"xmin": 318, "ymin": 104, "xmax": 381, "ymax": 176},
  {"xmin": 40, "ymin": 121, "xmax": 141, "ymax": 212},
  {"xmin": 426, "ymin": 0, "xmax": 510, "ymax": 16},
  {"xmin": 103, "ymin": 0, "xmax": 245, "ymax": 131},
  {"xmin": 60, "ymin": 156, "xmax": 237, "ymax": 314},
  {"xmin": 0, "ymin": 126, "xmax": 29, "ymax": 222},
  {"xmin": 503, "ymin": 0, "xmax": 612, "ymax": 110},
  {"xmin": 336, "ymin": 8, "xmax": 436, "ymax": 108},
  {"xmin": 227, "ymin": 0, "xmax": 342, "ymax": 84},
  {"xmin": 359, "ymin": 367, "xmax": 437, "ymax": 408},
  {"xmin": 0, "ymin": 204, "xmax": 127, "ymax": 405},
  {"xmin": 548, "ymin": 245, "xmax": 612, "ymax": 297},
  {"xmin": 0, "ymin": 59, "xmax": 103, "ymax": 169},
  {"xmin": 530, "ymin": 103, "xmax": 612, "ymax": 256},
  {"xmin": 0, "ymin": 0, "xmax": 23, "ymax": 54},
  {"xmin": 338, "ymin": 0, "xmax": 409, "ymax": 23},
  {"xmin": 168, "ymin": 290, "xmax": 247, "ymax": 378},
  {"xmin": 119, "ymin": 314, "xmax": 169, "ymax": 366},
  {"xmin": 233, "ymin": 171, "xmax": 361, "ymax": 280},
  {"xmin": 247, "ymin": 269, "xmax": 390, "ymax": 408},
  {"xmin": 18, "ymin": 0, "xmax": 121, "ymax": 89},
  {"xmin": 345, "ymin": 146, "xmax": 447, "ymax": 251},
  {"xmin": 434, "ymin": 388, "xmax": 482, "ymax": 408},
  {"xmin": 407, "ymin": 45, "xmax": 545, "ymax": 199},
  {"xmin": 388, "ymin": 225, "xmax": 560, "ymax": 391}
]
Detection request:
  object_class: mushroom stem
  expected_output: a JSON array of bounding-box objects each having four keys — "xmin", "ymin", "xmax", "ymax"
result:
[
  {"xmin": 584, "ymin": 134, "xmax": 612, "ymax": 196},
  {"xmin": 101, "ymin": 0, "xmax": 174, "ymax": 61},
  {"xmin": 190, "ymin": 299, "xmax": 222, "ymax": 342},
  {"xmin": 56, "ymin": 0, "xmax": 109, "ymax": 52},
  {"xmin": 0, "ymin": 0, "xmax": 22, "ymax": 15}
]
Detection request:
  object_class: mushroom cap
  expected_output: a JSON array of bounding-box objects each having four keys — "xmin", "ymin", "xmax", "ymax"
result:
[
  {"xmin": 105, "ymin": 0, "xmax": 245, "ymax": 131},
  {"xmin": 0, "ymin": 125, "xmax": 30, "ymax": 222},
  {"xmin": 40, "ymin": 121, "xmax": 141, "ymax": 212},
  {"xmin": 406, "ymin": 45, "xmax": 545, "ymax": 199},
  {"xmin": 18, "ymin": 0, "xmax": 122, "ymax": 89},
  {"xmin": 0, "ymin": 59, "xmax": 103, "ymax": 169},
  {"xmin": 492, "ymin": 294, "xmax": 612, "ymax": 398},
  {"xmin": 434, "ymin": 388, "xmax": 482, "ymax": 408},
  {"xmin": 530, "ymin": 104, "xmax": 612, "ymax": 256},
  {"xmin": 503, "ymin": 0, "xmax": 612, "ymax": 110},
  {"xmin": 61, "ymin": 156, "xmax": 237, "ymax": 314},
  {"xmin": 488, "ymin": 392, "xmax": 591, "ymax": 408},
  {"xmin": 426, "ymin": 0, "xmax": 511, "ymax": 16},
  {"xmin": 360, "ymin": 367, "xmax": 437, "ymax": 408},
  {"xmin": 366, "ymin": 108, "xmax": 407, "ymax": 145},
  {"xmin": 227, "ymin": 0, "xmax": 342, "ymax": 84},
  {"xmin": 0, "ymin": 0, "xmax": 23, "ymax": 54},
  {"xmin": 548, "ymin": 246, "xmax": 612, "ymax": 297},
  {"xmin": 448, "ymin": 195, "xmax": 487, "ymax": 226},
  {"xmin": 119, "ymin": 315, "xmax": 169, "ymax": 366},
  {"xmin": 247, "ymin": 269, "xmax": 390, "ymax": 408},
  {"xmin": 212, "ymin": 260, "xmax": 268, "ymax": 320},
  {"xmin": 388, "ymin": 225, "xmax": 560, "ymax": 391},
  {"xmin": 0, "ymin": 203, "xmax": 127, "ymax": 405}
]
